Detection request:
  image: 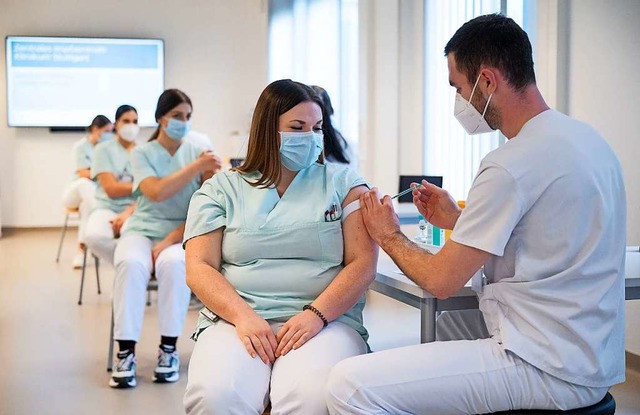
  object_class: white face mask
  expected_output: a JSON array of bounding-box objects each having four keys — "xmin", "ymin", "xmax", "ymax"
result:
[
  {"xmin": 454, "ymin": 74, "xmax": 495, "ymax": 135},
  {"xmin": 118, "ymin": 123, "xmax": 140, "ymax": 142}
]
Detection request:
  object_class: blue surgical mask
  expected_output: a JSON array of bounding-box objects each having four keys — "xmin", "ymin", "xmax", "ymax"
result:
[
  {"xmin": 99, "ymin": 131, "xmax": 115, "ymax": 143},
  {"xmin": 164, "ymin": 118, "xmax": 191, "ymax": 140},
  {"xmin": 279, "ymin": 131, "xmax": 324, "ymax": 171}
]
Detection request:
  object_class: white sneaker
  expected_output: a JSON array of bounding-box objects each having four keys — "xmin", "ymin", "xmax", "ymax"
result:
[
  {"xmin": 109, "ymin": 351, "xmax": 137, "ymax": 388},
  {"xmin": 71, "ymin": 252, "xmax": 85, "ymax": 270},
  {"xmin": 153, "ymin": 345, "xmax": 180, "ymax": 383}
]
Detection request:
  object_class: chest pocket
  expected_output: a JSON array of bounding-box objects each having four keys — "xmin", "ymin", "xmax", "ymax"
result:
[{"xmin": 223, "ymin": 221, "xmax": 344, "ymax": 266}]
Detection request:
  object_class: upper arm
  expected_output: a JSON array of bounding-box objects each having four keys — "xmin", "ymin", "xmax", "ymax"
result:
[
  {"xmin": 342, "ymin": 185, "xmax": 378, "ymax": 268},
  {"xmin": 185, "ymin": 229, "xmax": 224, "ymax": 284},
  {"xmin": 131, "ymin": 149, "xmax": 158, "ymax": 195}
]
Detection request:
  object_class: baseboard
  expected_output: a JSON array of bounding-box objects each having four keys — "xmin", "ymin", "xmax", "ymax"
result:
[{"xmin": 627, "ymin": 351, "xmax": 640, "ymax": 374}]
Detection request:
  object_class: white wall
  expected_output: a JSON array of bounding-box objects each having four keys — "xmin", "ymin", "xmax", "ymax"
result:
[
  {"xmin": 0, "ymin": 0, "xmax": 267, "ymax": 228},
  {"xmin": 563, "ymin": 0, "xmax": 640, "ymax": 356}
]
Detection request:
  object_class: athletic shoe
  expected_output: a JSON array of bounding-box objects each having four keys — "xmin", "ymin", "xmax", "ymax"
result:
[
  {"xmin": 109, "ymin": 351, "xmax": 137, "ymax": 388},
  {"xmin": 153, "ymin": 345, "xmax": 180, "ymax": 383}
]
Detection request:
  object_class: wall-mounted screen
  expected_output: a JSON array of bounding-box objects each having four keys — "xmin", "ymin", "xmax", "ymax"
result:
[{"xmin": 5, "ymin": 36, "xmax": 164, "ymax": 127}]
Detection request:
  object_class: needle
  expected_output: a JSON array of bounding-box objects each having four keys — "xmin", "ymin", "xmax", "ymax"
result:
[{"xmin": 390, "ymin": 183, "xmax": 424, "ymax": 200}]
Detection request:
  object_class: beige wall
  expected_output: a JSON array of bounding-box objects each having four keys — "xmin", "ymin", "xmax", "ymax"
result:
[{"xmin": 0, "ymin": 0, "xmax": 268, "ymax": 227}]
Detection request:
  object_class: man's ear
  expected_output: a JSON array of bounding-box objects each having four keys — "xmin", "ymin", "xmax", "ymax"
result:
[{"xmin": 479, "ymin": 68, "xmax": 498, "ymax": 96}]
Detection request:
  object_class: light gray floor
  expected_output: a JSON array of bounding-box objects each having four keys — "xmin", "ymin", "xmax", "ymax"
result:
[{"xmin": 0, "ymin": 228, "xmax": 638, "ymax": 414}]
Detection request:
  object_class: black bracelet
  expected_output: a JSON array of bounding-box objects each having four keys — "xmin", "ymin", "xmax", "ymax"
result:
[{"xmin": 303, "ymin": 304, "xmax": 328, "ymax": 328}]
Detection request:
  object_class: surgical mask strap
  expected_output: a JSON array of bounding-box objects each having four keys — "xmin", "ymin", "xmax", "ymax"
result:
[{"xmin": 469, "ymin": 74, "xmax": 492, "ymax": 118}]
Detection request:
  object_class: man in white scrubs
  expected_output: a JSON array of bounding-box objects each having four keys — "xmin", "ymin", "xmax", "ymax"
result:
[{"xmin": 326, "ymin": 14, "xmax": 626, "ymax": 413}]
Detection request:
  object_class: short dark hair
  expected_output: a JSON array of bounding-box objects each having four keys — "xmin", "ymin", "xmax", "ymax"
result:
[
  {"xmin": 237, "ymin": 79, "xmax": 324, "ymax": 188},
  {"xmin": 88, "ymin": 114, "xmax": 111, "ymax": 131},
  {"xmin": 444, "ymin": 14, "xmax": 536, "ymax": 91},
  {"xmin": 149, "ymin": 89, "xmax": 192, "ymax": 141},
  {"xmin": 114, "ymin": 105, "xmax": 137, "ymax": 122}
]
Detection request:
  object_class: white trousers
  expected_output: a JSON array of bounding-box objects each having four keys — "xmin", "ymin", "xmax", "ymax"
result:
[
  {"xmin": 85, "ymin": 208, "xmax": 117, "ymax": 265},
  {"xmin": 326, "ymin": 310, "xmax": 609, "ymax": 414},
  {"xmin": 62, "ymin": 178, "xmax": 96, "ymax": 244},
  {"xmin": 184, "ymin": 319, "xmax": 368, "ymax": 415},
  {"xmin": 113, "ymin": 234, "xmax": 191, "ymax": 341}
]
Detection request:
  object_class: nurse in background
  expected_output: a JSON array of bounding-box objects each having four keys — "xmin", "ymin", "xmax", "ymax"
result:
[
  {"xmin": 311, "ymin": 86, "xmax": 358, "ymax": 173},
  {"xmin": 85, "ymin": 105, "xmax": 139, "ymax": 265},
  {"xmin": 182, "ymin": 79, "xmax": 377, "ymax": 414},
  {"xmin": 62, "ymin": 115, "xmax": 113, "ymax": 269},
  {"xmin": 109, "ymin": 89, "xmax": 222, "ymax": 389}
]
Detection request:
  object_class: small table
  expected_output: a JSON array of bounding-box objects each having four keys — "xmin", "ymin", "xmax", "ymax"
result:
[{"xmin": 372, "ymin": 253, "xmax": 640, "ymax": 343}]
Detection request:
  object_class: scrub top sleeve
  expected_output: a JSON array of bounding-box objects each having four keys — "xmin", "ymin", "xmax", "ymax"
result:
[
  {"xmin": 336, "ymin": 166, "xmax": 370, "ymax": 203},
  {"xmin": 75, "ymin": 142, "xmax": 90, "ymax": 170},
  {"xmin": 131, "ymin": 147, "xmax": 157, "ymax": 192},
  {"xmin": 90, "ymin": 143, "xmax": 111, "ymax": 179},
  {"xmin": 183, "ymin": 180, "xmax": 227, "ymax": 248},
  {"xmin": 450, "ymin": 162, "xmax": 525, "ymax": 256}
]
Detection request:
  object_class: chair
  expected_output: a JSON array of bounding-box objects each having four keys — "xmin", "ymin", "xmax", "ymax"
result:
[
  {"xmin": 55, "ymin": 207, "xmax": 101, "ymax": 305},
  {"xmin": 107, "ymin": 277, "xmax": 158, "ymax": 372},
  {"xmin": 491, "ymin": 392, "xmax": 615, "ymax": 414},
  {"xmin": 77, "ymin": 247, "xmax": 101, "ymax": 305},
  {"xmin": 55, "ymin": 207, "xmax": 80, "ymax": 263}
]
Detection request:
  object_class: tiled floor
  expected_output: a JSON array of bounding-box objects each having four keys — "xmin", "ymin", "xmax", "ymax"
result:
[{"xmin": 0, "ymin": 228, "xmax": 638, "ymax": 414}]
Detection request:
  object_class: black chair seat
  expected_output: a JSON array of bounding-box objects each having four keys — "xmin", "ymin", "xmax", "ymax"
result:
[{"xmin": 492, "ymin": 392, "xmax": 615, "ymax": 415}]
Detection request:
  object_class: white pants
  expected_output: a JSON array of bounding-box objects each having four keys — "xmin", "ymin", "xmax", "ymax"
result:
[
  {"xmin": 326, "ymin": 310, "xmax": 609, "ymax": 414},
  {"xmin": 113, "ymin": 234, "xmax": 191, "ymax": 341},
  {"xmin": 184, "ymin": 319, "xmax": 368, "ymax": 415},
  {"xmin": 85, "ymin": 208, "xmax": 118, "ymax": 265},
  {"xmin": 62, "ymin": 178, "xmax": 96, "ymax": 244}
]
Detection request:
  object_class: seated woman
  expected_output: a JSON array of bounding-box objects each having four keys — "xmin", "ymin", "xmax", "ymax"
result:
[
  {"xmin": 183, "ymin": 79, "xmax": 378, "ymax": 414},
  {"xmin": 311, "ymin": 85, "xmax": 358, "ymax": 173},
  {"xmin": 85, "ymin": 105, "xmax": 139, "ymax": 265},
  {"xmin": 109, "ymin": 89, "xmax": 221, "ymax": 389},
  {"xmin": 62, "ymin": 114, "xmax": 113, "ymax": 268}
]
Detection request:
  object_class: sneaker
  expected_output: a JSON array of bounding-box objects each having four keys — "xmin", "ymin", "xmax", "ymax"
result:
[
  {"xmin": 153, "ymin": 345, "xmax": 180, "ymax": 383},
  {"xmin": 71, "ymin": 252, "xmax": 85, "ymax": 270},
  {"xmin": 109, "ymin": 351, "xmax": 137, "ymax": 388}
]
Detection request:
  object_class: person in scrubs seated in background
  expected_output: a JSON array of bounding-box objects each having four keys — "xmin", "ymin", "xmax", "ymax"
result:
[
  {"xmin": 109, "ymin": 89, "xmax": 222, "ymax": 389},
  {"xmin": 326, "ymin": 14, "xmax": 626, "ymax": 414},
  {"xmin": 85, "ymin": 104, "xmax": 139, "ymax": 265},
  {"xmin": 311, "ymin": 85, "xmax": 358, "ymax": 173},
  {"xmin": 62, "ymin": 114, "xmax": 113, "ymax": 268},
  {"xmin": 182, "ymin": 79, "xmax": 378, "ymax": 415}
]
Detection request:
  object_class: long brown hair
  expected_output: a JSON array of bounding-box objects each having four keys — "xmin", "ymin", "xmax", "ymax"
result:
[
  {"xmin": 237, "ymin": 79, "xmax": 324, "ymax": 188},
  {"xmin": 149, "ymin": 89, "xmax": 192, "ymax": 141}
]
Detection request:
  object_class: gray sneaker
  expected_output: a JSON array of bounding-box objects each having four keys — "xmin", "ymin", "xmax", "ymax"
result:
[
  {"xmin": 153, "ymin": 345, "xmax": 179, "ymax": 383},
  {"xmin": 109, "ymin": 351, "xmax": 137, "ymax": 388}
]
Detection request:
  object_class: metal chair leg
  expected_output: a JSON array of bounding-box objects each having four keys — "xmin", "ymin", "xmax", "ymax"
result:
[
  {"xmin": 77, "ymin": 247, "xmax": 88, "ymax": 305},
  {"xmin": 107, "ymin": 307, "xmax": 115, "ymax": 372},
  {"xmin": 56, "ymin": 212, "xmax": 70, "ymax": 263},
  {"xmin": 147, "ymin": 289, "xmax": 152, "ymax": 306},
  {"xmin": 94, "ymin": 255, "xmax": 101, "ymax": 295}
]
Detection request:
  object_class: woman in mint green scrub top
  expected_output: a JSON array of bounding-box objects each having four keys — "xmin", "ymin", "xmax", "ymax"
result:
[
  {"xmin": 182, "ymin": 80, "xmax": 378, "ymax": 415},
  {"xmin": 85, "ymin": 104, "xmax": 139, "ymax": 265},
  {"xmin": 108, "ymin": 89, "xmax": 222, "ymax": 390}
]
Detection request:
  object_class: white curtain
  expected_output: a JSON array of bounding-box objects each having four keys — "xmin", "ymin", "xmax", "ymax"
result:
[
  {"xmin": 268, "ymin": 0, "xmax": 359, "ymax": 143},
  {"xmin": 423, "ymin": 0, "xmax": 526, "ymax": 201}
]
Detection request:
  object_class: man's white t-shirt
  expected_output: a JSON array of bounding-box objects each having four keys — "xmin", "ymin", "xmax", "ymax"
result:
[{"xmin": 450, "ymin": 109, "xmax": 626, "ymax": 387}]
